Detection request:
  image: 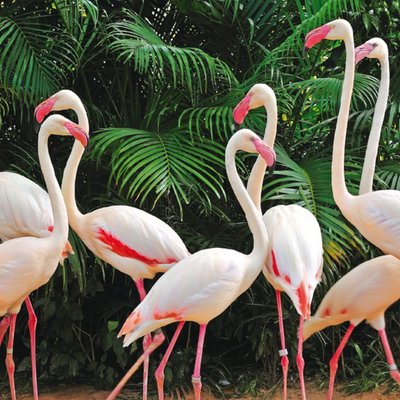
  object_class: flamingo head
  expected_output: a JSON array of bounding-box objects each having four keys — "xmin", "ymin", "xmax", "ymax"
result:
[
  {"xmin": 355, "ymin": 38, "xmax": 387, "ymax": 64},
  {"xmin": 233, "ymin": 84, "xmax": 277, "ymax": 127},
  {"xmin": 304, "ymin": 19, "xmax": 352, "ymax": 51},
  {"xmin": 234, "ymin": 129, "xmax": 276, "ymax": 168},
  {"xmin": 40, "ymin": 114, "xmax": 89, "ymax": 148},
  {"xmin": 34, "ymin": 90, "xmax": 82, "ymax": 124}
]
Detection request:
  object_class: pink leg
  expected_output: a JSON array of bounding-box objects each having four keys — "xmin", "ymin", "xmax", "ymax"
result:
[
  {"xmin": 106, "ymin": 332, "xmax": 165, "ymax": 400},
  {"xmin": 0, "ymin": 315, "xmax": 11, "ymax": 346},
  {"xmin": 155, "ymin": 321, "xmax": 185, "ymax": 400},
  {"xmin": 327, "ymin": 324, "xmax": 355, "ymax": 400},
  {"xmin": 6, "ymin": 314, "xmax": 17, "ymax": 400},
  {"xmin": 134, "ymin": 279, "xmax": 151, "ymax": 400},
  {"xmin": 378, "ymin": 329, "xmax": 400, "ymax": 383},
  {"xmin": 192, "ymin": 324, "xmax": 207, "ymax": 400},
  {"xmin": 25, "ymin": 296, "xmax": 39, "ymax": 400},
  {"xmin": 276, "ymin": 290, "xmax": 289, "ymax": 400},
  {"xmin": 297, "ymin": 316, "xmax": 306, "ymax": 400}
]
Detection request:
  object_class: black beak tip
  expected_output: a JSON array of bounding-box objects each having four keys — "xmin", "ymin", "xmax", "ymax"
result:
[
  {"xmin": 233, "ymin": 122, "xmax": 241, "ymax": 131},
  {"xmin": 34, "ymin": 118, "xmax": 41, "ymax": 134},
  {"xmin": 268, "ymin": 162, "xmax": 276, "ymax": 177},
  {"xmin": 302, "ymin": 46, "xmax": 310, "ymax": 57}
]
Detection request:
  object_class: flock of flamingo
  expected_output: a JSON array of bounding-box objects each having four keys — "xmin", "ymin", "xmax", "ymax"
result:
[{"xmin": 0, "ymin": 17, "xmax": 399, "ymax": 400}]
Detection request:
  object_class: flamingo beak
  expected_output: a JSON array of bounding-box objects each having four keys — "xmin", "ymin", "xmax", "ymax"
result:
[
  {"xmin": 355, "ymin": 43, "xmax": 376, "ymax": 64},
  {"xmin": 63, "ymin": 121, "xmax": 89, "ymax": 148},
  {"xmin": 304, "ymin": 24, "xmax": 332, "ymax": 53},
  {"xmin": 253, "ymin": 138, "xmax": 276, "ymax": 173},
  {"xmin": 34, "ymin": 97, "xmax": 57, "ymax": 124},
  {"xmin": 233, "ymin": 93, "xmax": 252, "ymax": 125}
]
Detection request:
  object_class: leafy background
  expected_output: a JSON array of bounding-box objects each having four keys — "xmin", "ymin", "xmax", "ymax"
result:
[{"xmin": 0, "ymin": 0, "xmax": 400, "ymax": 396}]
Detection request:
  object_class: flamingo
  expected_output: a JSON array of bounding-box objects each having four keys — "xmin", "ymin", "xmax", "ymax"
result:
[
  {"xmin": 233, "ymin": 83, "xmax": 324, "ymax": 400},
  {"xmin": 0, "ymin": 114, "xmax": 88, "ymax": 400},
  {"xmin": 35, "ymin": 90, "xmax": 190, "ymax": 400},
  {"xmin": 115, "ymin": 128, "xmax": 276, "ymax": 400},
  {"xmin": 304, "ymin": 19, "xmax": 400, "ymax": 259},
  {"xmin": 355, "ymin": 38, "xmax": 389, "ymax": 195},
  {"xmin": 303, "ymin": 255, "xmax": 400, "ymax": 399}
]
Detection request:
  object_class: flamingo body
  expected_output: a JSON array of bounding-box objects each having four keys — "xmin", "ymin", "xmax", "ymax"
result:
[
  {"xmin": 74, "ymin": 206, "xmax": 190, "ymax": 280},
  {"xmin": 0, "ymin": 237, "xmax": 61, "ymax": 316},
  {"xmin": 263, "ymin": 204, "xmax": 323, "ymax": 318},
  {"xmin": 0, "ymin": 172, "xmax": 53, "ymax": 241},
  {"xmin": 121, "ymin": 247, "xmax": 250, "ymax": 345},
  {"xmin": 304, "ymin": 255, "xmax": 400, "ymax": 339}
]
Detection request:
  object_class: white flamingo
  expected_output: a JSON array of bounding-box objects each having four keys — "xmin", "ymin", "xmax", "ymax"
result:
[
  {"xmin": 0, "ymin": 114, "xmax": 88, "ymax": 400},
  {"xmin": 233, "ymin": 83, "xmax": 323, "ymax": 400},
  {"xmin": 115, "ymin": 128, "xmax": 275, "ymax": 400},
  {"xmin": 304, "ymin": 19, "xmax": 400, "ymax": 259}
]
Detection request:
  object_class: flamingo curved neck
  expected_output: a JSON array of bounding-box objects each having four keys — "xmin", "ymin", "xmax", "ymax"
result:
[
  {"xmin": 38, "ymin": 130, "xmax": 68, "ymax": 244},
  {"xmin": 331, "ymin": 29, "xmax": 355, "ymax": 211},
  {"xmin": 359, "ymin": 55, "xmax": 389, "ymax": 195},
  {"xmin": 247, "ymin": 98, "xmax": 278, "ymax": 211},
  {"xmin": 61, "ymin": 102, "xmax": 88, "ymax": 226},
  {"xmin": 225, "ymin": 141, "xmax": 268, "ymax": 269}
]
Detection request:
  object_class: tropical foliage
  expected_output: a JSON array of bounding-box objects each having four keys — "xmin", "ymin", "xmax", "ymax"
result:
[{"xmin": 0, "ymin": 0, "xmax": 400, "ymax": 396}]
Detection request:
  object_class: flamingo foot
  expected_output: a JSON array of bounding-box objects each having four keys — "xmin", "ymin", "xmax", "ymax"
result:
[{"xmin": 192, "ymin": 375, "xmax": 202, "ymax": 400}]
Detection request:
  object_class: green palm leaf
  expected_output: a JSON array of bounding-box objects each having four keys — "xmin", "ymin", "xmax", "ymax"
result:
[
  {"xmin": 91, "ymin": 127, "xmax": 226, "ymax": 216},
  {"xmin": 105, "ymin": 10, "xmax": 237, "ymax": 95},
  {"xmin": 0, "ymin": 12, "xmax": 78, "ymax": 104}
]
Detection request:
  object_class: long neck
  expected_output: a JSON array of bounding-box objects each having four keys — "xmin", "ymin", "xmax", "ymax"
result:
[
  {"xmin": 246, "ymin": 101, "xmax": 277, "ymax": 211},
  {"xmin": 359, "ymin": 55, "xmax": 389, "ymax": 195},
  {"xmin": 226, "ymin": 143, "xmax": 268, "ymax": 268},
  {"xmin": 38, "ymin": 131, "xmax": 68, "ymax": 245},
  {"xmin": 61, "ymin": 103, "xmax": 88, "ymax": 226},
  {"xmin": 331, "ymin": 32, "xmax": 355, "ymax": 209}
]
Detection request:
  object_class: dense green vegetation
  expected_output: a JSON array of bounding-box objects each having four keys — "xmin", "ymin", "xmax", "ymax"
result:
[{"xmin": 1, "ymin": 0, "xmax": 400, "ymax": 396}]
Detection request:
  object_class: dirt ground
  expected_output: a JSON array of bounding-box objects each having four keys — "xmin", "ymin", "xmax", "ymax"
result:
[{"xmin": 13, "ymin": 384, "xmax": 400, "ymax": 400}]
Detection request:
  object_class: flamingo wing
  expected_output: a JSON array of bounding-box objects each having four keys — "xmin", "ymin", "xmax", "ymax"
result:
[
  {"xmin": 0, "ymin": 172, "xmax": 53, "ymax": 241},
  {"xmin": 355, "ymin": 191, "xmax": 400, "ymax": 256},
  {"xmin": 78, "ymin": 206, "xmax": 189, "ymax": 278}
]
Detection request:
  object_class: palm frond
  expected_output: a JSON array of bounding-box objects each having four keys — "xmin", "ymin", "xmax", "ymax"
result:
[
  {"xmin": 91, "ymin": 127, "xmax": 226, "ymax": 216},
  {"xmin": 0, "ymin": 12, "xmax": 78, "ymax": 106},
  {"xmin": 105, "ymin": 10, "xmax": 237, "ymax": 96}
]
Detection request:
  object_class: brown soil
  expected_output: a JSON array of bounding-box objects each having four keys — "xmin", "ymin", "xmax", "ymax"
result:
[{"xmin": 13, "ymin": 384, "xmax": 400, "ymax": 400}]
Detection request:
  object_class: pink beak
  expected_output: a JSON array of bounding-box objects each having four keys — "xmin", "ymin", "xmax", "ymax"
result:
[
  {"xmin": 233, "ymin": 93, "xmax": 252, "ymax": 125},
  {"xmin": 34, "ymin": 97, "xmax": 57, "ymax": 123},
  {"xmin": 304, "ymin": 24, "xmax": 331, "ymax": 50},
  {"xmin": 355, "ymin": 42, "xmax": 375, "ymax": 64},
  {"xmin": 253, "ymin": 137, "xmax": 276, "ymax": 168},
  {"xmin": 63, "ymin": 121, "xmax": 89, "ymax": 148}
]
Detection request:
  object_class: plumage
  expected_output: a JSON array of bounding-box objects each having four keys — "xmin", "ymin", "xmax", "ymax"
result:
[
  {"xmin": 263, "ymin": 205, "xmax": 323, "ymax": 316},
  {"xmin": 0, "ymin": 172, "xmax": 53, "ymax": 241}
]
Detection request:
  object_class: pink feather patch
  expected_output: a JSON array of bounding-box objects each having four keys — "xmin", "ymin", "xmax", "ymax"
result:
[{"xmin": 97, "ymin": 228, "xmax": 177, "ymax": 265}]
